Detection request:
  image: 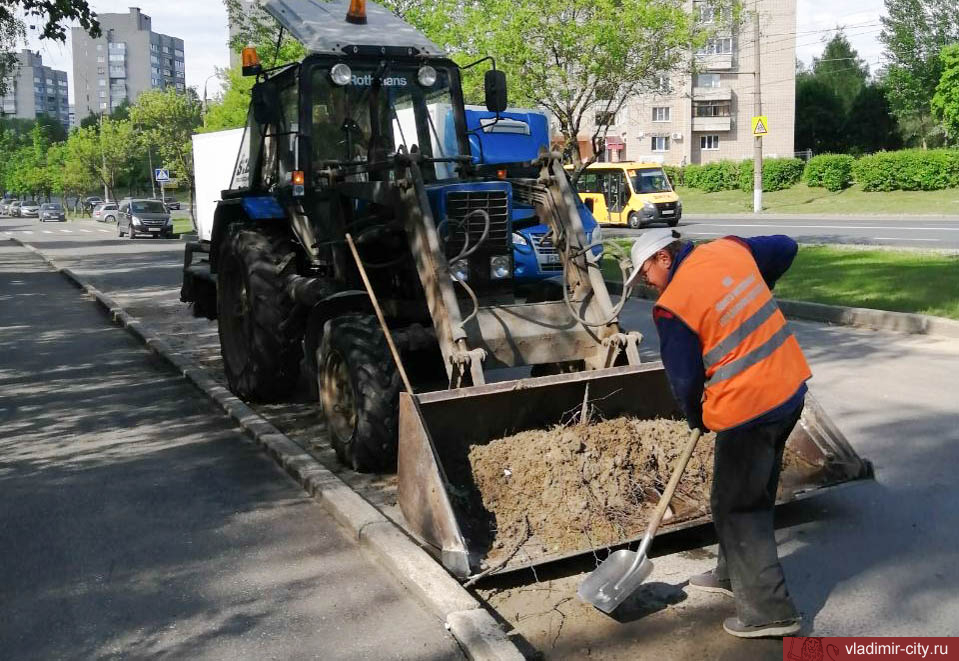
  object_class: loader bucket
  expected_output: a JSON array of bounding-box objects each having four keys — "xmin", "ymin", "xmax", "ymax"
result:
[{"xmin": 397, "ymin": 363, "xmax": 873, "ymax": 579}]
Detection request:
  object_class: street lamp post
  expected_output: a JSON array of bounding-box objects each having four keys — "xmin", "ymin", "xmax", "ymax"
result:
[{"xmin": 202, "ymin": 72, "xmax": 218, "ymax": 112}]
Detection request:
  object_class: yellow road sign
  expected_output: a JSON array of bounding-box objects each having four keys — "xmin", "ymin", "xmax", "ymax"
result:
[{"xmin": 751, "ymin": 115, "xmax": 769, "ymax": 136}]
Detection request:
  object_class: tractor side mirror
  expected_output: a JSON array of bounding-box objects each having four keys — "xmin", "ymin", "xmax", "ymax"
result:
[
  {"xmin": 484, "ymin": 70, "xmax": 508, "ymax": 113},
  {"xmin": 251, "ymin": 81, "xmax": 280, "ymax": 125}
]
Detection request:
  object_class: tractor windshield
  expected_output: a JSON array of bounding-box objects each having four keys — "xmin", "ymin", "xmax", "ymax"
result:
[{"xmin": 311, "ymin": 63, "xmax": 463, "ymax": 180}]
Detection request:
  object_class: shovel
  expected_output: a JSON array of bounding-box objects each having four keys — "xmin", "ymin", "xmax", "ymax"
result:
[{"xmin": 578, "ymin": 427, "xmax": 703, "ymax": 613}]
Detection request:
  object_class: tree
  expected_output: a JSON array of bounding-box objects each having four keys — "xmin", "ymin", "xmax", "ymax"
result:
[
  {"xmin": 415, "ymin": 0, "xmax": 721, "ymax": 171},
  {"xmin": 812, "ymin": 32, "xmax": 870, "ymax": 114},
  {"xmin": 130, "ymin": 89, "xmax": 203, "ymax": 228},
  {"xmin": 931, "ymin": 44, "xmax": 959, "ymax": 143},
  {"xmin": 795, "ymin": 76, "xmax": 844, "ymax": 154},
  {"xmin": 65, "ymin": 120, "xmax": 137, "ymax": 202},
  {"xmin": 844, "ymin": 83, "xmax": 902, "ymax": 154},
  {"xmin": 880, "ymin": 0, "xmax": 959, "ymax": 148},
  {"xmin": 0, "ymin": 1, "xmax": 100, "ymax": 96}
]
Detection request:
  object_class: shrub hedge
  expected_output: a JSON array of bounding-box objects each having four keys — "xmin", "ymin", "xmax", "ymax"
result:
[
  {"xmin": 684, "ymin": 160, "xmax": 741, "ymax": 192},
  {"xmin": 804, "ymin": 154, "xmax": 855, "ymax": 191},
  {"xmin": 737, "ymin": 157, "xmax": 805, "ymax": 192},
  {"xmin": 852, "ymin": 149, "xmax": 959, "ymax": 191}
]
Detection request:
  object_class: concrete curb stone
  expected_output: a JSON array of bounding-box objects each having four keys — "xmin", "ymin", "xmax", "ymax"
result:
[{"xmin": 10, "ymin": 237, "xmax": 526, "ymax": 661}]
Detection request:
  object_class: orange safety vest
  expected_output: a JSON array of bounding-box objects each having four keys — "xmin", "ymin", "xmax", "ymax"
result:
[{"xmin": 655, "ymin": 238, "xmax": 811, "ymax": 431}]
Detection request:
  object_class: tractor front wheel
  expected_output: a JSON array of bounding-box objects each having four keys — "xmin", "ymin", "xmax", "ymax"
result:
[{"xmin": 318, "ymin": 314, "xmax": 400, "ymax": 472}]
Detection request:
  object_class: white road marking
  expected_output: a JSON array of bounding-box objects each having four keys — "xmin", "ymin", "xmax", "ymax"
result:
[
  {"xmin": 97, "ymin": 229, "xmax": 109, "ymax": 233},
  {"xmin": 60, "ymin": 229, "xmax": 71, "ymax": 233},
  {"xmin": 692, "ymin": 222, "xmax": 959, "ymax": 232},
  {"xmin": 42, "ymin": 230, "xmax": 52, "ymax": 234},
  {"xmin": 22, "ymin": 231, "xmax": 33, "ymax": 234},
  {"xmin": 80, "ymin": 229, "xmax": 92, "ymax": 233},
  {"xmin": 873, "ymin": 237, "xmax": 939, "ymax": 242},
  {"xmin": 684, "ymin": 231, "xmax": 723, "ymax": 235}
]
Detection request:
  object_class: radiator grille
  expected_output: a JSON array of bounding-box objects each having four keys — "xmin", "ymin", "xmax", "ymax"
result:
[
  {"xmin": 532, "ymin": 233, "xmax": 562, "ymax": 272},
  {"xmin": 444, "ymin": 190, "xmax": 510, "ymax": 254}
]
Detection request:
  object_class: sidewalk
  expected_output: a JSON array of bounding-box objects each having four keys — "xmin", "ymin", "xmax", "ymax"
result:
[{"xmin": 0, "ymin": 243, "xmax": 463, "ymax": 659}]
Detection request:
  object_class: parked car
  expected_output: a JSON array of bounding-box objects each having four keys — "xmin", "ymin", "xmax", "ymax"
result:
[
  {"xmin": 92, "ymin": 202, "xmax": 118, "ymax": 222},
  {"xmin": 0, "ymin": 200, "xmax": 11, "ymax": 215},
  {"xmin": 83, "ymin": 196, "xmax": 103, "ymax": 213},
  {"xmin": 117, "ymin": 198, "xmax": 174, "ymax": 239},
  {"xmin": 39, "ymin": 202, "xmax": 66, "ymax": 222},
  {"xmin": 165, "ymin": 199, "xmax": 181, "ymax": 210},
  {"xmin": 8, "ymin": 201, "xmax": 22, "ymax": 217},
  {"xmin": 19, "ymin": 201, "xmax": 41, "ymax": 218}
]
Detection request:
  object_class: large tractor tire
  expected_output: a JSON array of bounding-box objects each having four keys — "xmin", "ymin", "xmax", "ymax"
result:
[
  {"xmin": 217, "ymin": 224, "xmax": 302, "ymax": 401},
  {"xmin": 318, "ymin": 314, "xmax": 401, "ymax": 472}
]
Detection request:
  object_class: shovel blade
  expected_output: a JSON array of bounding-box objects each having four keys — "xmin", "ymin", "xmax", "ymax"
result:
[{"xmin": 578, "ymin": 550, "xmax": 654, "ymax": 613}]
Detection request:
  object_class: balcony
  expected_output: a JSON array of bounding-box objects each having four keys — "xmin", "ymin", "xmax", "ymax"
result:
[
  {"xmin": 700, "ymin": 53, "xmax": 734, "ymax": 70},
  {"xmin": 692, "ymin": 87, "xmax": 733, "ymax": 102},
  {"xmin": 692, "ymin": 116, "xmax": 733, "ymax": 132}
]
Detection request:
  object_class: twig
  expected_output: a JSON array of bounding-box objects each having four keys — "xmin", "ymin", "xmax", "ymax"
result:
[
  {"xmin": 465, "ymin": 516, "xmax": 531, "ymax": 588},
  {"xmin": 579, "ymin": 381, "xmax": 590, "ymax": 425}
]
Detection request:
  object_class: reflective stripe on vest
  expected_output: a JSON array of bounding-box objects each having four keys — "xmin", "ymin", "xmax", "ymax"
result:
[{"xmin": 655, "ymin": 239, "xmax": 811, "ymax": 431}]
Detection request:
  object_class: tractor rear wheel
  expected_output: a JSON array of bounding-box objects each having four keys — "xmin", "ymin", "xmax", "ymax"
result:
[
  {"xmin": 217, "ymin": 224, "xmax": 302, "ymax": 401},
  {"xmin": 318, "ymin": 314, "xmax": 401, "ymax": 472}
]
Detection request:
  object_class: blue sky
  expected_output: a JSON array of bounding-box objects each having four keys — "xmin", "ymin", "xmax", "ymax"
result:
[{"xmin": 20, "ymin": 0, "xmax": 886, "ymax": 105}]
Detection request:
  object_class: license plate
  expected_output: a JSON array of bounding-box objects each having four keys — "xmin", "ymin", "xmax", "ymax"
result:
[
  {"xmin": 661, "ymin": 209, "xmax": 674, "ymax": 215},
  {"xmin": 543, "ymin": 254, "xmax": 561, "ymax": 265},
  {"xmin": 148, "ymin": 227, "xmax": 161, "ymax": 232}
]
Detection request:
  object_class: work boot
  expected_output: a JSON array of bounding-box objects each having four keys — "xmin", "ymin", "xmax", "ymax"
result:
[
  {"xmin": 687, "ymin": 570, "xmax": 733, "ymax": 597},
  {"xmin": 722, "ymin": 617, "xmax": 801, "ymax": 638}
]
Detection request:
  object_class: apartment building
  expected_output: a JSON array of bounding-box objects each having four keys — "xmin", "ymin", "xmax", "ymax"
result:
[
  {"xmin": 0, "ymin": 50, "xmax": 70, "ymax": 129},
  {"xmin": 574, "ymin": 0, "xmax": 796, "ymax": 166},
  {"xmin": 71, "ymin": 7, "xmax": 185, "ymax": 121}
]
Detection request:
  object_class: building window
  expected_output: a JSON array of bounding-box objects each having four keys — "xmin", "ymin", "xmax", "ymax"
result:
[
  {"xmin": 652, "ymin": 107, "xmax": 670, "ymax": 122},
  {"xmin": 651, "ymin": 136, "xmax": 670, "ymax": 152},
  {"xmin": 151, "ymin": 55, "xmax": 159, "ymax": 65},
  {"xmin": 174, "ymin": 60, "xmax": 184, "ymax": 71},
  {"xmin": 151, "ymin": 43, "xmax": 159, "ymax": 51},
  {"xmin": 693, "ymin": 100, "xmax": 731, "ymax": 117},
  {"xmin": 699, "ymin": 38, "xmax": 733, "ymax": 55},
  {"xmin": 97, "ymin": 44, "xmax": 103, "ymax": 51},
  {"xmin": 701, "ymin": 135, "xmax": 720, "ymax": 150},
  {"xmin": 174, "ymin": 49, "xmax": 183, "ymax": 58},
  {"xmin": 655, "ymin": 75, "xmax": 671, "ymax": 93},
  {"xmin": 98, "ymin": 79, "xmax": 106, "ymax": 86},
  {"xmin": 97, "ymin": 55, "xmax": 105, "ymax": 63},
  {"xmin": 100, "ymin": 102, "xmax": 108, "ymax": 110},
  {"xmin": 695, "ymin": 73, "xmax": 720, "ymax": 88},
  {"xmin": 98, "ymin": 91, "xmax": 106, "ymax": 98},
  {"xmin": 176, "ymin": 82, "xmax": 185, "ymax": 91},
  {"xmin": 162, "ymin": 46, "xmax": 170, "ymax": 53}
]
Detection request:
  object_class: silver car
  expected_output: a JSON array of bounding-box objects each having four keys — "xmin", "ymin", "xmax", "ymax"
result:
[
  {"xmin": 19, "ymin": 201, "xmax": 40, "ymax": 218},
  {"xmin": 7, "ymin": 201, "xmax": 22, "ymax": 217},
  {"xmin": 117, "ymin": 199, "xmax": 174, "ymax": 239},
  {"xmin": 39, "ymin": 202, "xmax": 66, "ymax": 222}
]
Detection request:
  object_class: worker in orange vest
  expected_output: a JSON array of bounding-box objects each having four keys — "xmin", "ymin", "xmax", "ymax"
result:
[{"xmin": 625, "ymin": 228, "xmax": 810, "ymax": 638}]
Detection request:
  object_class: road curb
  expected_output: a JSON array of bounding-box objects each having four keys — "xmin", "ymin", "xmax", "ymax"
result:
[
  {"xmin": 605, "ymin": 279, "xmax": 959, "ymax": 339},
  {"xmin": 11, "ymin": 237, "xmax": 525, "ymax": 661}
]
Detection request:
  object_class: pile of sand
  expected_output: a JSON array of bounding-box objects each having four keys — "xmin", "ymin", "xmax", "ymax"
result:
[{"xmin": 468, "ymin": 417, "xmax": 803, "ymax": 568}]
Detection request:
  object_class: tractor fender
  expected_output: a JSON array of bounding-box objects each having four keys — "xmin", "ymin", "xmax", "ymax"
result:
[
  {"xmin": 210, "ymin": 196, "xmax": 287, "ymax": 272},
  {"xmin": 304, "ymin": 290, "xmax": 373, "ymax": 375}
]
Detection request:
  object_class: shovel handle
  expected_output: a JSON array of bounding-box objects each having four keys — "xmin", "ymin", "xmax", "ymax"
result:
[{"xmin": 636, "ymin": 427, "xmax": 703, "ymax": 560}]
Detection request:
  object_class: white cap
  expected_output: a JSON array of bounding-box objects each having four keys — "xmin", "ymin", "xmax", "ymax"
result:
[{"xmin": 624, "ymin": 228, "xmax": 682, "ymax": 288}]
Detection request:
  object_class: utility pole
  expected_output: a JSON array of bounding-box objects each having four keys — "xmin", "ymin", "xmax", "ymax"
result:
[
  {"xmin": 752, "ymin": 4, "xmax": 762, "ymax": 214},
  {"xmin": 147, "ymin": 144, "xmax": 157, "ymax": 200},
  {"xmin": 99, "ymin": 112, "xmax": 109, "ymax": 201}
]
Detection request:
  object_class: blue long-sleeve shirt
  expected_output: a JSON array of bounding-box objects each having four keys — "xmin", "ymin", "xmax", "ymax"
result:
[{"xmin": 653, "ymin": 235, "xmax": 807, "ymax": 431}]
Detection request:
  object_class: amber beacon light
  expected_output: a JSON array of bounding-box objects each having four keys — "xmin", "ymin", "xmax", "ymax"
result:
[
  {"xmin": 241, "ymin": 46, "xmax": 261, "ymax": 76},
  {"xmin": 346, "ymin": 0, "xmax": 367, "ymax": 24}
]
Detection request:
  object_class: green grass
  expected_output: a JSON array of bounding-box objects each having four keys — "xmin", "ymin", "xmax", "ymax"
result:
[
  {"xmin": 601, "ymin": 244, "xmax": 959, "ymax": 320},
  {"xmin": 676, "ymin": 183, "xmax": 959, "ymax": 216},
  {"xmin": 172, "ymin": 217, "xmax": 194, "ymax": 235}
]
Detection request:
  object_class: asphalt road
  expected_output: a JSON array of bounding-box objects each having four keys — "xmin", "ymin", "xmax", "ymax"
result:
[
  {"xmin": 0, "ymin": 239, "xmax": 461, "ymax": 659},
  {"xmin": 6, "ymin": 215, "xmax": 959, "ymax": 656},
  {"xmin": 606, "ymin": 214, "xmax": 959, "ymax": 250}
]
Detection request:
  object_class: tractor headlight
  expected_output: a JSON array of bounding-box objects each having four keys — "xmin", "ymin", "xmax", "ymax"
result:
[
  {"xmin": 417, "ymin": 65, "xmax": 437, "ymax": 87},
  {"xmin": 451, "ymin": 259, "xmax": 469, "ymax": 281},
  {"xmin": 490, "ymin": 255, "xmax": 511, "ymax": 279},
  {"xmin": 511, "ymin": 231, "xmax": 529, "ymax": 247},
  {"xmin": 331, "ymin": 63, "xmax": 352, "ymax": 86}
]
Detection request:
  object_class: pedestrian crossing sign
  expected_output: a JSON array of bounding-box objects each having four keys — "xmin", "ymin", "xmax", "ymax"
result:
[{"xmin": 751, "ymin": 116, "xmax": 769, "ymax": 136}]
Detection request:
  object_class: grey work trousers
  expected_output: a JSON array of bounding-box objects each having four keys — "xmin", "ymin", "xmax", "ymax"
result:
[{"xmin": 712, "ymin": 401, "xmax": 803, "ymax": 626}]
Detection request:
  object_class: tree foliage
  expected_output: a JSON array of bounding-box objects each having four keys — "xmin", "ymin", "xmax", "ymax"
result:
[
  {"xmin": 130, "ymin": 88, "xmax": 203, "ymax": 226},
  {"xmin": 0, "ymin": 1, "xmax": 101, "ymax": 95},
  {"xmin": 812, "ymin": 32, "xmax": 870, "ymax": 114},
  {"xmin": 931, "ymin": 44, "xmax": 959, "ymax": 143},
  {"xmin": 880, "ymin": 0, "xmax": 959, "ymax": 148},
  {"xmin": 843, "ymin": 83, "xmax": 902, "ymax": 154},
  {"xmin": 795, "ymin": 75, "xmax": 844, "ymax": 153}
]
